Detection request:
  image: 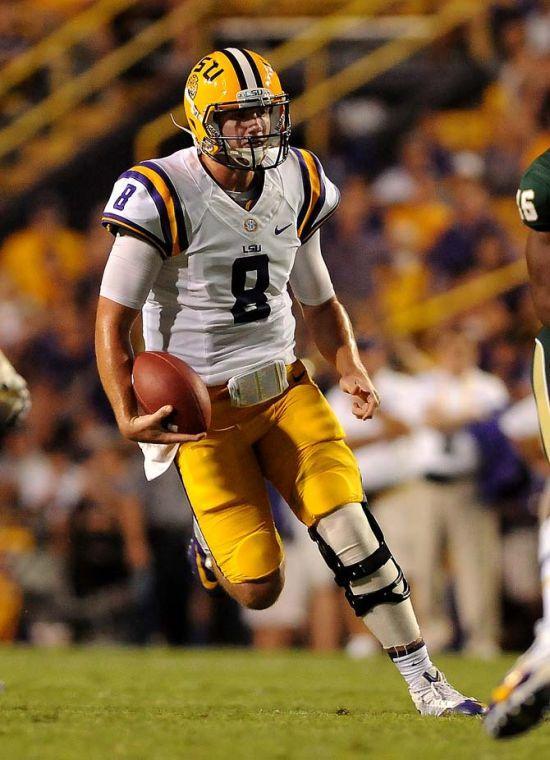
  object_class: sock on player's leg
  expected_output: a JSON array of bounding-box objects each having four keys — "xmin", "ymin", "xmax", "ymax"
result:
[{"xmin": 387, "ymin": 641, "xmax": 434, "ymax": 687}]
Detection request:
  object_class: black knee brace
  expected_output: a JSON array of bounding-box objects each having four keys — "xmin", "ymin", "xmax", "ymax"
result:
[{"xmin": 309, "ymin": 502, "xmax": 411, "ymax": 617}]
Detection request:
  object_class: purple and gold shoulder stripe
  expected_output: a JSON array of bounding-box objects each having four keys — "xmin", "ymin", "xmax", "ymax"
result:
[
  {"xmin": 102, "ymin": 161, "xmax": 188, "ymax": 259},
  {"xmin": 292, "ymin": 148, "xmax": 340, "ymax": 243}
]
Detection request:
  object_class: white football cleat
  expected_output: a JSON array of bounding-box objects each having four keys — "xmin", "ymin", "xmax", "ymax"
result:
[
  {"xmin": 409, "ymin": 667, "xmax": 485, "ymax": 717},
  {"xmin": 485, "ymin": 622, "xmax": 550, "ymax": 738}
]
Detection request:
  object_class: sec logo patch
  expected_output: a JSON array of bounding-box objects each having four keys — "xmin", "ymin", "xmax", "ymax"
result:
[{"xmin": 244, "ymin": 218, "xmax": 258, "ymax": 233}]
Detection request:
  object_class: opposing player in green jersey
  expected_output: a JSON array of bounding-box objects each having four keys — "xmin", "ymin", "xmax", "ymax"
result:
[{"xmin": 486, "ymin": 150, "xmax": 550, "ymax": 738}]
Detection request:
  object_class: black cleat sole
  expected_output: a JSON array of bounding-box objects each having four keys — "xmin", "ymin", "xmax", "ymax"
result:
[{"xmin": 488, "ymin": 685, "xmax": 550, "ymax": 739}]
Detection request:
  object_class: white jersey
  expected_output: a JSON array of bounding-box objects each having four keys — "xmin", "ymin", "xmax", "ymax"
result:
[{"xmin": 102, "ymin": 146, "xmax": 339, "ymax": 385}]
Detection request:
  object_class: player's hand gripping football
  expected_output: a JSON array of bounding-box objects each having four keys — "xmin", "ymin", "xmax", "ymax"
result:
[
  {"xmin": 339, "ymin": 370, "xmax": 380, "ymax": 420},
  {"xmin": 119, "ymin": 405, "xmax": 206, "ymax": 445}
]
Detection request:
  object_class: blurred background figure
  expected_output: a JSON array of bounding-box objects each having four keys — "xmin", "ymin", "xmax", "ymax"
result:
[
  {"xmin": 0, "ymin": 481, "xmax": 32, "ymax": 642},
  {"xmin": 0, "ymin": 195, "xmax": 85, "ymax": 308},
  {"xmin": 405, "ymin": 328, "xmax": 509, "ymax": 657},
  {"xmin": 140, "ymin": 465, "xmax": 195, "ymax": 646},
  {"xmin": 322, "ymin": 176, "xmax": 388, "ymax": 323},
  {"xmin": 428, "ymin": 177, "xmax": 509, "ymax": 288},
  {"xmin": 0, "ymin": 0, "xmax": 548, "ymax": 653},
  {"xmin": 61, "ymin": 440, "xmax": 151, "ymax": 644}
]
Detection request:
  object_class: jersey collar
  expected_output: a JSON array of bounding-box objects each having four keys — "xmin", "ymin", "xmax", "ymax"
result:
[{"xmin": 192, "ymin": 148, "xmax": 283, "ymax": 239}]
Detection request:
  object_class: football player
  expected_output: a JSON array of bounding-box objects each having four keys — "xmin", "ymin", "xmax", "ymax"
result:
[
  {"xmin": 96, "ymin": 48, "xmax": 483, "ymax": 716},
  {"xmin": 485, "ymin": 150, "xmax": 550, "ymax": 738}
]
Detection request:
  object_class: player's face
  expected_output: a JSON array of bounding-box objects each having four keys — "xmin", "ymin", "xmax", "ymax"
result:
[
  {"xmin": 208, "ymin": 100, "xmax": 288, "ymax": 169},
  {"xmin": 218, "ymin": 105, "xmax": 271, "ymax": 148},
  {"xmin": 438, "ymin": 334, "xmax": 477, "ymax": 374}
]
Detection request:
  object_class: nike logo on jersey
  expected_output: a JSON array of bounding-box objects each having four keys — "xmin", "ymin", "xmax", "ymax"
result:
[{"xmin": 274, "ymin": 223, "xmax": 292, "ymax": 235}]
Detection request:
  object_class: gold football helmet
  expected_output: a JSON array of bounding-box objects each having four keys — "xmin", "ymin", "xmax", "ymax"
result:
[{"xmin": 184, "ymin": 48, "xmax": 290, "ymax": 170}]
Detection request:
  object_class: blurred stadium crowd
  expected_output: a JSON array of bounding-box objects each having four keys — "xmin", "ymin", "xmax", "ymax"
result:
[{"xmin": 0, "ymin": 1, "xmax": 549, "ymax": 655}]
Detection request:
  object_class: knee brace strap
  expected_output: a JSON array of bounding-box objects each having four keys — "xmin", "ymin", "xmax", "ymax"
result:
[
  {"xmin": 344, "ymin": 567, "xmax": 411, "ymax": 617},
  {"xmin": 309, "ymin": 502, "xmax": 411, "ymax": 617},
  {"xmin": 312, "ymin": 532, "xmax": 391, "ymax": 587},
  {"xmin": 309, "ymin": 503, "xmax": 389, "ymax": 587}
]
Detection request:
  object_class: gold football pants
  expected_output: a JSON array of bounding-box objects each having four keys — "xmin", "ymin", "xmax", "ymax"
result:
[
  {"xmin": 176, "ymin": 363, "xmax": 363, "ymax": 583},
  {"xmin": 533, "ymin": 327, "xmax": 550, "ymax": 462}
]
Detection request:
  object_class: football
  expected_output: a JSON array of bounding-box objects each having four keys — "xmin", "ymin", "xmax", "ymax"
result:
[{"xmin": 132, "ymin": 351, "xmax": 211, "ymax": 435}]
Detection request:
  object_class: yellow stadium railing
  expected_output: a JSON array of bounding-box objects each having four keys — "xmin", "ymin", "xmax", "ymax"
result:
[
  {"xmin": 291, "ymin": 0, "xmax": 487, "ymax": 125},
  {"xmin": 0, "ymin": 0, "xmax": 213, "ymax": 163},
  {"xmin": 268, "ymin": 0, "xmax": 397, "ymax": 71},
  {"xmin": 0, "ymin": 0, "xmax": 139, "ymax": 101},
  {"xmin": 387, "ymin": 259, "xmax": 529, "ymax": 335},
  {"xmin": 135, "ymin": 0, "xmax": 401, "ymax": 160}
]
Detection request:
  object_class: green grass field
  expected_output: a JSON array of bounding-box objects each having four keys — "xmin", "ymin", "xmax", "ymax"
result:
[{"xmin": 0, "ymin": 648, "xmax": 548, "ymax": 759}]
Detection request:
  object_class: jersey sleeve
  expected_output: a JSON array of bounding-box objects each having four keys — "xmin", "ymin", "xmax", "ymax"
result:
[
  {"xmin": 289, "ymin": 230, "xmax": 335, "ymax": 305},
  {"xmin": 516, "ymin": 150, "xmax": 550, "ymax": 232},
  {"xmin": 100, "ymin": 233, "xmax": 163, "ymax": 310},
  {"xmin": 291, "ymin": 148, "xmax": 340, "ymax": 243},
  {"xmin": 102, "ymin": 161, "xmax": 189, "ymax": 259}
]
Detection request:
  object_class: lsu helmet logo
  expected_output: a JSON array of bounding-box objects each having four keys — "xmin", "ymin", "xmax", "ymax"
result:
[
  {"xmin": 183, "ymin": 48, "xmax": 291, "ymax": 171},
  {"xmin": 187, "ymin": 74, "xmax": 199, "ymax": 100}
]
